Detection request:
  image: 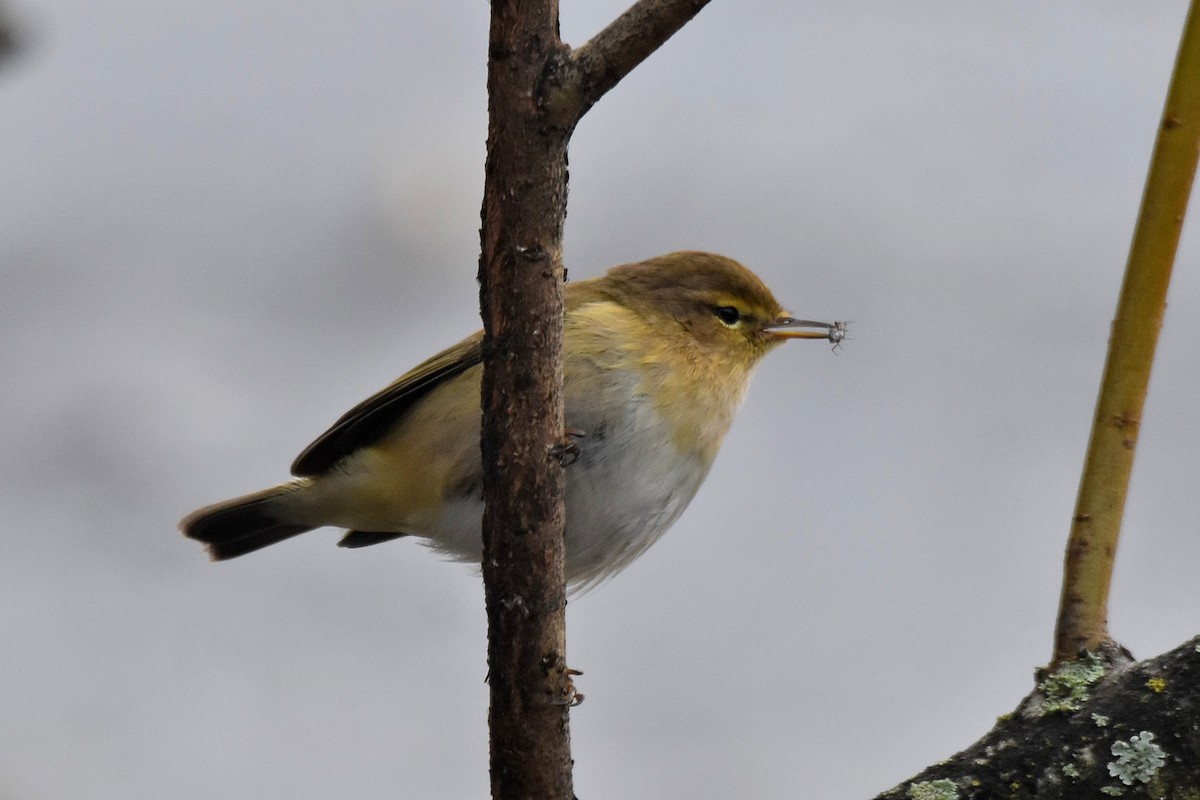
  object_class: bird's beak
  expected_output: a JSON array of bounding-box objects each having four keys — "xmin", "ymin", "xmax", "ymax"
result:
[{"xmin": 765, "ymin": 315, "xmax": 845, "ymax": 343}]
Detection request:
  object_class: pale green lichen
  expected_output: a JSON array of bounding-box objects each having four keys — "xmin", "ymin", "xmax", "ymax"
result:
[
  {"xmin": 1108, "ymin": 731, "xmax": 1166, "ymax": 785},
  {"xmin": 1092, "ymin": 713, "xmax": 1110, "ymax": 727},
  {"xmin": 1101, "ymin": 786, "xmax": 1125, "ymax": 796},
  {"xmin": 1038, "ymin": 652, "xmax": 1106, "ymax": 713},
  {"xmin": 907, "ymin": 779, "xmax": 958, "ymax": 800},
  {"xmin": 1061, "ymin": 763, "xmax": 1080, "ymax": 779}
]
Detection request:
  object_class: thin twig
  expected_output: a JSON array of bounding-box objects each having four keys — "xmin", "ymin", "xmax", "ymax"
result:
[{"xmin": 1052, "ymin": 0, "xmax": 1200, "ymax": 665}]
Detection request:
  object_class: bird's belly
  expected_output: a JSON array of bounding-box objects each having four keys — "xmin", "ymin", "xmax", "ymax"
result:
[
  {"xmin": 419, "ymin": 407, "xmax": 710, "ymax": 588},
  {"xmin": 559, "ymin": 433, "xmax": 708, "ymax": 588}
]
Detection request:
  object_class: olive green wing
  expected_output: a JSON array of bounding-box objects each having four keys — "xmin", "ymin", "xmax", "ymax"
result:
[{"xmin": 290, "ymin": 331, "xmax": 483, "ymax": 477}]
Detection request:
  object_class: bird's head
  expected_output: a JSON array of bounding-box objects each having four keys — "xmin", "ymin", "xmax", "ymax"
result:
[{"xmin": 598, "ymin": 251, "xmax": 836, "ymax": 371}]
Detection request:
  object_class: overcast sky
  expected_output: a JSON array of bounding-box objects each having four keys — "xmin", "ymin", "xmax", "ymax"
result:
[{"xmin": 3, "ymin": 2, "xmax": 1198, "ymax": 798}]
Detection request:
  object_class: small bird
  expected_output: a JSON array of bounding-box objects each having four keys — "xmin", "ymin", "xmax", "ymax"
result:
[{"xmin": 181, "ymin": 252, "xmax": 839, "ymax": 589}]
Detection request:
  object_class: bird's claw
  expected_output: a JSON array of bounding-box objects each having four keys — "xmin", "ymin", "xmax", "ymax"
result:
[
  {"xmin": 550, "ymin": 428, "xmax": 586, "ymax": 466},
  {"xmin": 551, "ymin": 667, "xmax": 585, "ymax": 706}
]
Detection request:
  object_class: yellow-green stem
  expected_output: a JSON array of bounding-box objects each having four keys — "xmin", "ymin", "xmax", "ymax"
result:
[{"xmin": 1053, "ymin": 0, "xmax": 1200, "ymax": 665}]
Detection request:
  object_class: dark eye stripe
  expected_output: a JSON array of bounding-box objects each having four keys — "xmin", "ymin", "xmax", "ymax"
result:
[{"xmin": 714, "ymin": 306, "xmax": 741, "ymax": 325}]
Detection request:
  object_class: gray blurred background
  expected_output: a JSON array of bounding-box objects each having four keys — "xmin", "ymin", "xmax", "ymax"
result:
[{"xmin": 2, "ymin": 1, "xmax": 1198, "ymax": 798}]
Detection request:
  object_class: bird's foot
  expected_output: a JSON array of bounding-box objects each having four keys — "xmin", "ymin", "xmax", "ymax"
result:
[
  {"xmin": 550, "ymin": 667, "xmax": 585, "ymax": 707},
  {"xmin": 550, "ymin": 428, "xmax": 586, "ymax": 466}
]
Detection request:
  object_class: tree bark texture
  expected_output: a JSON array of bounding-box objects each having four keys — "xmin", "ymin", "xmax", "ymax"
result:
[
  {"xmin": 477, "ymin": 1, "xmax": 714, "ymax": 797},
  {"xmin": 875, "ymin": 637, "xmax": 1200, "ymax": 800},
  {"xmin": 479, "ymin": 2, "xmax": 575, "ymax": 798}
]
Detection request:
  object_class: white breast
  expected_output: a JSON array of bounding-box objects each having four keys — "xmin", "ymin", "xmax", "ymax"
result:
[
  {"xmin": 558, "ymin": 394, "xmax": 711, "ymax": 589},
  {"xmin": 422, "ymin": 392, "xmax": 713, "ymax": 590}
]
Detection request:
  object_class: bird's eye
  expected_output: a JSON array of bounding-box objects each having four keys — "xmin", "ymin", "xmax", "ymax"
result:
[{"xmin": 714, "ymin": 306, "xmax": 741, "ymax": 326}]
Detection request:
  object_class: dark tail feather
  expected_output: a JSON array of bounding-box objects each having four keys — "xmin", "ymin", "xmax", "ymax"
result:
[
  {"xmin": 202, "ymin": 523, "xmax": 315, "ymax": 560},
  {"xmin": 181, "ymin": 487, "xmax": 316, "ymax": 561},
  {"xmin": 338, "ymin": 530, "xmax": 408, "ymax": 549}
]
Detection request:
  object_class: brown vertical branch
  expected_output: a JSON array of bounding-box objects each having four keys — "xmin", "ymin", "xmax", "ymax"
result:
[
  {"xmin": 1052, "ymin": 0, "xmax": 1200, "ymax": 666},
  {"xmin": 479, "ymin": 1, "xmax": 574, "ymax": 798},
  {"xmin": 478, "ymin": 1, "xmax": 715, "ymax": 797}
]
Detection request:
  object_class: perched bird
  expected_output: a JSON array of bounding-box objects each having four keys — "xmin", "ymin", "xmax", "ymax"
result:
[{"xmin": 181, "ymin": 251, "xmax": 839, "ymax": 589}]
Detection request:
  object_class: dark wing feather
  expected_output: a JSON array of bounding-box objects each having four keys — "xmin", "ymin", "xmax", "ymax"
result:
[{"xmin": 290, "ymin": 331, "xmax": 483, "ymax": 476}]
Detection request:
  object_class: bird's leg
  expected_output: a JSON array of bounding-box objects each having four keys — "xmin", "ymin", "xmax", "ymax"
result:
[{"xmin": 550, "ymin": 427, "xmax": 586, "ymax": 466}]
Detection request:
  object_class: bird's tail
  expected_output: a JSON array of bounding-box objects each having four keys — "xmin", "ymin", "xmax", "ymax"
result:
[{"xmin": 181, "ymin": 483, "xmax": 316, "ymax": 561}]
